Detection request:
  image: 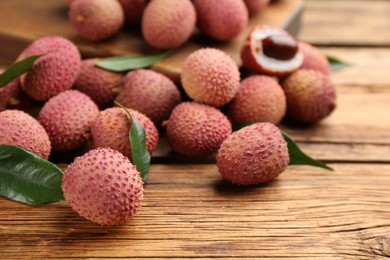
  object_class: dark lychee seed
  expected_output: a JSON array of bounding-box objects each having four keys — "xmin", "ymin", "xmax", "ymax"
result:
[{"xmin": 262, "ymin": 35, "xmax": 298, "ymax": 60}]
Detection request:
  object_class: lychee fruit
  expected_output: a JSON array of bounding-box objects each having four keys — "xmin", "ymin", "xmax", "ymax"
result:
[
  {"xmin": 91, "ymin": 107, "xmax": 159, "ymax": 160},
  {"xmin": 142, "ymin": 0, "xmax": 196, "ymax": 49},
  {"xmin": 193, "ymin": 0, "xmax": 248, "ymax": 41},
  {"xmin": 17, "ymin": 36, "xmax": 81, "ymax": 101},
  {"xmin": 241, "ymin": 26, "xmax": 303, "ymax": 77},
  {"xmin": 228, "ymin": 75, "xmax": 286, "ymax": 125},
  {"xmin": 282, "ymin": 69, "xmax": 337, "ymax": 124},
  {"xmin": 118, "ymin": 0, "xmax": 149, "ymax": 26},
  {"xmin": 299, "ymin": 42, "xmax": 331, "ymax": 75},
  {"xmin": 73, "ymin": 58, "xmax": 124, "ymax": 109},
  {"xmin": 0, "ymin": 69, "xmax": 21, "ymax": 112},
  {"xmin": 115, "ymin": 69, "xmax": 182, "ymax": 126},
  {"xmin": 243, "ymin": 0, "xmax": 270, "ymax": 14},
  {"xmin": 62, "ymin": 147, "xmax": 144, "ymax": 226},
  {"xmin": 181, "ymin": 48, "xmax": 240, "ymax": 107},
  {"xmin": 217, "ymin": 122, "xmax": 289, "ymax": 186},
  {"xmin": 69, "ymin": 0, "xmax": 125, "ymax": 41},
  {"xmin": 0, "ymin": 110, "xmax": 51, "ymax": 159},
  {"xmin": 38, "ymin": 90, "xmax": 99, "ymax": 151},
  {"xmin": 165, "ymin": 102, "xmax": 232, "ymax": 156}
]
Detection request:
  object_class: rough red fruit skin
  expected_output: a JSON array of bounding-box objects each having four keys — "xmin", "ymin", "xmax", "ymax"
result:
[
  {"xmin": 282, "ymin": 69, "xmax": 337, "ymax": 124},
  {"xmin": 299, "ymin": 42, "xmax": 331, "ymax": 75},
  {"xmin": 181, "ymin": 48, "xmax": 240, "ymax": 107},
  {"xmin": 228, "ymin": 75, "xmax": 286, "ymax": 125},
  {"xmin": 166, "ymin": 102, "xmax": 232, "ymax": 156},
  {"xmin": 0, "ymin": 110, "xmax": 51, "ymax": 159},
  {"xmin": 118, "ymin": 0, "xmax": 149, "ymax": 26},
  {"xmin": 62, "ymin": 148, "xmax": 144, "ymax": 226},
  {"xmin": 115, "ymin": 69, "xmax": 182, "ymax": 126},
  {"xmin": 142, "ymin": 0, "xmax": 196, "ymax": 49},
  {"xmin": 39, "ymin": 90, "xmax": 99, "ymax": 151},
  {"xmin": 243, "ymin": 0, "xmax": 270, "ymax": 14},
  {"xmin": 73, "ymin": 58, "xmax": 124, "ymax": 109},
  {"xmin": 217, "ymin": 123, "xmax": 289, "ymax": 186},
  {"xmin": 91, "ymin": 107, "xmax": 159, "ymax": 159},
  {"xmin": 17, "ymin": 36, "xmax": 81, "ymax": 101},
  {"xmin": 193, "ymin": 0, "xmax": 248, "ymax": 41},
  {"xmin": 0, "ymin": 69, "xmax": 21, "ymax": 112},
  {"xmin": 69, "ymin": 0, "xmax": 125, "ymax": 41}
]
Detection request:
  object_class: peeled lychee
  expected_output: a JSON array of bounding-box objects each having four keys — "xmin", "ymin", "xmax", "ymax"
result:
[
  {"xmin": 142, "ymin": 0, "xmax": 196, "ymax": 49},
  {"xmin": 62, "ymin": 147, "xmax": 144, "ymax": 226},
  {"xmin": 0, "ymin": 69, "xmax": 21, "ymax": 112},
  {"xmin": 241, "ymin": 26, "xmax": 303, "ymax": 76},
  {"xmin": 39, "ymin": 90, "xmax": 99, "ymax": 151},
  {"xmin": 115, "ymin": 69, "xmax": 182, "ymax": 126},
  {"xmin": 69, "ymin": 0, "xmax": 125, "ymax": 41},
  {"xmin": 17, "ymin": 36, "xmax": 81, "ymax": 101},
  {"xmin": 243, "ymin": 0, "xmax": 270, "ymax": 14},
  {"xmin": 299, "ymin": 42, "xmax": 330, "ymax": 75},
  {"xmin": 118, "ymin": 0, "xmax": 149, "ymax": 26},
  {"xmin": 0, "ymin": 110, "xmax": 51, "ymax": 159},
  {"xmin": 165, "ymin": 102, "xmax": 232, "ymax": 156},
  {"xmin": 282, "ymin": 69, "xmax": 337, "ymax": 124},
  {"xmin": 194, "ymin": 0, "xmax": 248, "ymax": 41},
  {"xmin": 217, "ymin": 122, "xmax": 289, "ymax": 186},
  {"xmin": 228, "ymin": 75, "xmax": 286, "ymax": 125},
  {"xmin": 73, "ymin": 58, "xmax": 124, "ymax": 109},
  {"xmin": 91, "ymin": 107, "xmax": 159, "ymax": 159},
  {"xmin": 181, "ymin": 48, "xmax": 240, "ymax": 107}
]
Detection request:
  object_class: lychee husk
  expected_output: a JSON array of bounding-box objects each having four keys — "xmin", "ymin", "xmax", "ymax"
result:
[
  {"xmin": 118, "ymin": 0, "xmax": 149, "ymax": 26},
  {"xmin": 243, "ymin": 0, "xmax": 270, "ymax": 15},
  {"xmin": 217, "ymin": 123, "xmax": 289, "ymax": 186},
  {"xmin": 62, "ymin": 147, "xmax": 144, "ymax": 226},
  {"xmin": 299, "ymin": 42, "xmax": 331, "ymax": 75},
  {"xmin": 0, "ymin": 69, "xmax": 21, "ymax": 112}
]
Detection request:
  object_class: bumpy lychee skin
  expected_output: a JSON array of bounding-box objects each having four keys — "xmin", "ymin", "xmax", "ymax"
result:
[
  {"xmin": 282, "ymin": 69, "xmax": 337, "ymax": 124},
  {"xmin": 62, "ymin": 148, "xmax": 144, "ymax": 226},
  {"xmin": 118, "ymin": 0, "xmax": 149, "ymax": 26},
  {"xmin": 193, "ymin": 0, "xmax": 248, "ymax": 41},
  {"xmin": 299, "ymin": 42, "xmax": 331, "ymax": 75},
  {"xmin": 115, "ymin": 70, "xmax": 182, "ymax": 126},
  {"xmin": 142, "ymin": 0, "xmax": 196, "ymax": 49},
  {"xmin": 0, "ymin": 69, "xmax": 21, "ymax": 112},
  {"xmin": 181, "ymin": 48, "xmax": 240, "ymax": 107},
  {"xmin": 17, "ymin": 36, "xmax": 81, "ymax": 101},
  {"xmin": 165, "ymin": 102, "xmax": 232, "ymax": 156},
  {"xmin": 0, "ymin": 110, "xmax": 51, "ymax": 159},
  {"xmin": 69, "ymin": 0, "xmax": 125, "ymax": 41},
  {"xmin": 243, "ymin": 0, "xmax": 270, "ymax": 14},
  {"xmin": 74, "ymin": 59, "xmax": 124, "ymax": 109},
  {"xmin": 91, "ymin": 108, "xmax": 159, "ymax": 159},
  {"xmin": 228, "ymin": 75, "xmax": 286, "ymax": 125},
  {"xmin": 217, "ymin": 123, "xmax": 289, "ymax": 186},
  {"xmin": 39, "ymin": 90, "xmax": 99, "ymax": 151}
]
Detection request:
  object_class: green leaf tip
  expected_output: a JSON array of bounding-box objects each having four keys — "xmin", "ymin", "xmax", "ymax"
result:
[
  {"xmin": 114, "ymin": 101, "xmax": 151, "ymax": 182},
  {"xmin": 327, "ymin": 55, "xmax": 350, "ymax": 72},
  {"xmin": 0, "ymin": 144, "xmax": 64, "ymax": 205},
  {"xmin": 0, "ymin": 55, "xmax": 43, "ymax": 87},
  {"xmin": 96, "ymin": 50, "xmax": 173, "ymax": 72},
  {"xmin": 281, "ymin": 131, "xmax": 334, "ymax": 171}
]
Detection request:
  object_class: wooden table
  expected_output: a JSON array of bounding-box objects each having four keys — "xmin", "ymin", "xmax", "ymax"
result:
[{"xmin": 1, "ymin": 0, "xmax": 390, "ymax": 259}]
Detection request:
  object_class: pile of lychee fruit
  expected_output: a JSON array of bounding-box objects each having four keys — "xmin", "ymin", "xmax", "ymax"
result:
[{"xmin": 0, "ymin": 2, "xmax": 336, "ymax": 226}]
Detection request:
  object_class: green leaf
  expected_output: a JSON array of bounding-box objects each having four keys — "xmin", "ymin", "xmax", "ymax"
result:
[
  {"xmin": 0, "ymin": 154, "xmax": 11, "ymax": 160},
  {"xmin": 281, "ymin": 131, "xmax": 333, "ymax": 171},
  {"xmin": 327, "ymin": 55, "xmax": 350, "ymax": 72},
  {"xmin": 0, "ymin": 55, "xmax": 42, "ymax": 87},
  {"xmin": 115, "ymin": 102, "xmax": 151, "ymax": 182},
  {"xmin": 232, "ymin": 121, "xmax": 254, "ymax": 132},
  {"xmin": 0, "ymin": 145, "xmax": 64, "ymax": 205},
  {"xmin": 96, "ymin": 51, "xmax": 173, "ymax": 72}
]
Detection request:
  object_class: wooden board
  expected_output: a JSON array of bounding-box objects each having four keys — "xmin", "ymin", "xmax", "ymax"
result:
[
  {"xmin": 0, "ymin": 0, "xmax": 304, "ymax": 82},
  {"xmin": 1, "ymin": 163, "xmax": 390, "ymax": 259}
]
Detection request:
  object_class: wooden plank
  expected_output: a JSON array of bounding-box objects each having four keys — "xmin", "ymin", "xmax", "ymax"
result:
[
  {"xmin": 0, "ymin": 0, "xmax": 303, "ymax": 83},
  {"xmin": 298, "ymin": 0, "xmax": 390, "ymax": 46},
  {"xmin": 1, "ymin": 164, "xmax": 390, "ymax": 258}
]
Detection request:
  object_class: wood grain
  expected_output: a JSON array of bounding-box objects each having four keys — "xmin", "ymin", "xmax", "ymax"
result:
[{"xmin": 1, "ymin": 164, "xmax": 390, "ymax": 259}]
